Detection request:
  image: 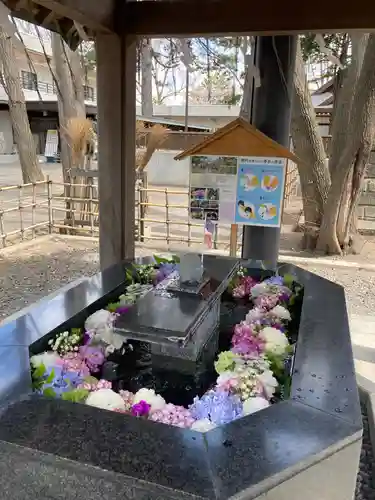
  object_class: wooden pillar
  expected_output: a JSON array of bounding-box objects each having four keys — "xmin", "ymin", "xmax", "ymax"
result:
[{"xmin": 96, "ymin": 32, "xmax": 136, "ymax": 269}]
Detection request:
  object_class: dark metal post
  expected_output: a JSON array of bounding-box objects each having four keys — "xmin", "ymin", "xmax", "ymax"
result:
[{"xmin": 241, "ymin": 35, "xmax": 297, "ymax": 268}]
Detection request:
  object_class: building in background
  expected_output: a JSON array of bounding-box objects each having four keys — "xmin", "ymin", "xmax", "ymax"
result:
[{"xmin": 0, "ymin": 32, "xmax": 96, "ymax": 154}]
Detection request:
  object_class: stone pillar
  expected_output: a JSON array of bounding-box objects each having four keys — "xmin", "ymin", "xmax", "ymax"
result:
[
  {"xmin": 242, "ymin": 36, "xmax": 297, "ymax": 268},
  {"xmin": 96, "ymin": 32, "xmax": 137, "ymax": 269}
]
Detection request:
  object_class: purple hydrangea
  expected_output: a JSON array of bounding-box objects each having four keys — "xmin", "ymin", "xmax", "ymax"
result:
[
  {"xmin": 264, "ymin": 276, "xmax": 284, "ymax": 286},
  {"xmin": 115, "ymin": 305, "xmax": 130, "ymax": 315},
  {"xmin": 232, "ymin": 322, "xmax": 265, "ymax": 356},
  {"xmin": 189, "ymin": 390, "xmax": 243, "ymax": 425},
  {"xmin": 131, "ymin": 400, "xmax": 151, "ymax": 417},
  {"xmin": 79, "ymin": 345, "xmax": 105, "ymax": 373},
  {"xmin": 155, "ymin": 263, "xmax": 178, "ymax": 283}
]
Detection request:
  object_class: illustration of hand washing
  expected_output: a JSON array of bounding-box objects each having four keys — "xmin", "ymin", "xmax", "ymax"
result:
[
  {"xmin": 237, "ymin": 200, "xmax": 256, "ymax": 219},
  {"xmin": 261, "ymin": 175, "xmax": 279, "ymax": 192},
  {"xmin": 258, "ymin": 203, "xmax": 277, "ymax": 220},
  {"xmin": 240, "ymin": 173, "xmax": 259, "ymax": 191}
]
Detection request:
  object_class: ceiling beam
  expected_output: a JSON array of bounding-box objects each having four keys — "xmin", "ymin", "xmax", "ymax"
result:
[
  {"xmin": 32, "ymin": 0, "xmax": 115, "ymax": 32},
  {"xmin": 124, "ymin": 0, "xmax": 375, "ymax": 37}
]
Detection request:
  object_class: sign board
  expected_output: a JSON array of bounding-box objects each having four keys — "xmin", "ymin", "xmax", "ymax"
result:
[
  {"xmin": 234, "ymin": 157, "xmax": 286, "ymax": 227},
  {"xmin": 189, "ymin": 155, "xmax": 286, "ymax": 227},
  {"xmin": 44, "ymin": 129, "xmax": 59, "ymax": 158},
  {"xmin": 189, "ymin": 155, "xmax": 238, "ymax": 223}
]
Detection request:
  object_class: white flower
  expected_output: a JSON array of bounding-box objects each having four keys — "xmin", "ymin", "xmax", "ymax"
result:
[
  {"xmin": 86, "ymin": 389, "xmax": 125, "ymax": 411},
  {"xmin": 133, "ymin": 388, "xmax": 166, "ymax": 413},
  {"xmin": 85, "ymin": 309, "xmax": 124, "ymax": 350},
  {"xmin": 250, "ymin": 283, "xmax": 269, "ymax": 298},
  {"xmin": 260, "ymin": 327, "xmax": 289, "ymax": 355},
  {"xmin": 243, "ymin": 396, "xmax": 270, "ymax": 416},
  {"xmin": 30, "ymin": 351, "xmax": 61, "ymax": 369},
  {"xmin": 216, "ymin": 370, "xmax": 240, "ymax": 389},
  {"xmin": 257, "ymin": 369, "xmax": 278, "ymax": 399},
  {"xmin": 191, "ymin": 418, "xmax": 217, "ymax": 432},
  {"xmin": 245, "ymin": 307, "xmax": 265, "ymax": 324},
  {"xmin": 270, "ymin": 305, "xmax": 291, "ymax": 322}
]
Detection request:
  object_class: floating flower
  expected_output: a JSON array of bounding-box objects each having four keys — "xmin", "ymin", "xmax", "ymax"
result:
[
  {"xmin": 257, "ymin": 369, "xmax": 278, "ymax": 399},
  {"xmin": 216, "ymin": 371, "xmax": 240, "ymax": 392},
  {"xmin": 84, "ymin": 310, "xmax": 124, "ymax": 350},
  {"xmin": 115, "ymin": 305, "xmax": 130, "ymax": 315},
  {"xmin": 254, "ymin": 294, "xmax": 280, "ymax": 310},
  {"xmin": 41, "ymin": 366, "xmax": 83, "ymax": 397},
  {"xmin": 86, "ymin": 388, "xmax": 125, "ymax": 411},
  {"xmin": 150, "ymin": 403, "xmax": 195, "ymax": 428},
  {"xmin": 232, "ymin": 284, "xmax": 247, "ymax": 298},
  {"xmin": 96, "ymin": 379, "xmax": 112, "ymax": 390},
  {"xmin": 243, "ymin": 396, "xmax": 270, "ymax": 415},
  {"xmin": 62, "ymin": 352, "xmax": 90, "ymax": 377},
  {"xmin": 260, "ymin": 327, "xmax": 289, "ymax": 355},
  {"xmin": 133, "ymin": 388, "xmax": 166, "ymax": 413},
  {"xmin": 269, "ymin": 305, "xmax": 291, "ymax": 322},
  {"xmin": 264, "ymin": 276, "xmax": 284, "ymax": 286},
  {"xmin": 48, "ymin": 329, "xmax": 83, "ymax": 355},
  {"xmin": 232, "ymin": 322, "xmax": 265, "ymax": 356},
  {"xmin": 132, "ymin": 400, "xmax": 151, "ymax": 417},
  {"xmin": 191, "ymin": 418, "xmax": 217, "ymax": 433},
  {"xmin": 245, "ymin": 307, "xmax": 265, "ymax": 324},
  {"xmin": 30, "ymin": 351, "xmax": 63, "ymax": 370},
  {"xmin": 214, "ymin": 351, "xmax": 237, "ymax": 374},
  {"xmin": 250, "ymin": 282, "xmax": 269, "ymax": 298},
  {"xmin": 119, "ymin": 390, "xmax": 135, "ymax": 411},
  {"xmin": 79, "ymin": 345, "xmax": 105, "ymax": 372},
  {"xmin": 189, "ymin": 390, "xmax": 243, "ymax": 425}
]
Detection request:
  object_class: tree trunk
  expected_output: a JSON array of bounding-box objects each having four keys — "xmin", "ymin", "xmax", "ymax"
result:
[
  {"xmin": 70, "ymin": 47, "xmax": 86, "ymax": 121},
  {"xmin": 0, "ymin": 28, "xmax": 44, "ymax": 183},
  {"xmin": 317, "ymin": 34, "xmax": 375, "ymax": 254},
  {"xmin": 290, "ymin": 41, "xmax": 330, "ymax": 248},
  {"xmin": 333, "ymin": 35, "xmax": 368, "ymax": 243},
  {"xmin": 141, "ymin": 38, "xmax": 153, "ymax": 117},
  {"xmin": 52, "ymin": 33, "xmax": 77, "ymax": 180}
]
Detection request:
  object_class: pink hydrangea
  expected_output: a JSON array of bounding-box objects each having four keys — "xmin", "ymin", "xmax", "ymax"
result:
[
  {"xmin": 150, "ymin": 403, "xmax": 195, "ymax": 428},
  {"xmin": 254, "ymin": 294, "xmax": 280, "ymax": 310},
  {"xmin": 232, "ymin": 322, "xmax": 265, "ymax": 356},
  {"xmin": 77, "ymin": 379, "xmax": 112, "ymax": 392},
  {"xmin": 96, "ymin": 379, "xmax": 112, "ymax": 390},
  {"xmin": 119, "ymin": 390, "xmax": 135, "ymax": 411},
  {"xmin": 232, "ymin": 276, "xmax": 258, "ymax": 299},
  {"xmin": 62, "ymin": 352, "xmax": 90, "ymax": 377}
]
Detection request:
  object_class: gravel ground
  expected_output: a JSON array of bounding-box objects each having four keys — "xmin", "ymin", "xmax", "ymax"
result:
[
  {"xmin": 2, "ymin": 236, "xmax": 375, "ymax": 319},
  {"xmin": 295, "ymin": 265, "xmax": 375, "ymax": 317},
  {"xmin": 357, "ymin": 404, "xmax": 375, "ymax": 500}
]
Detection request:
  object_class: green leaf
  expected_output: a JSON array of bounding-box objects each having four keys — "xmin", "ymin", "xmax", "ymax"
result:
[
  {"xmin": 62, "ymin": 388, "xmax": 90, "ymax": 403},
  {"xmin": 125, "ymin": 267, "xmax": 134, "ymax": 284},
  {"xmin": 45, "ymin": 368, "xmax": 55, "ymax": 384},
  {"xmin": 106, "ymin": 301, "xmax": 120, "ymax": 312},
  {"xmin": 283, "ymin": 273, "xmax": 295, "ymax": 289},
  {"xmin": 153, "ymin": 254, "xmax": 170, "ymax": 264},
  {"xmin": 33, "ymin": 362, "xmax": 46, "ymax": 380},
  {"xmin": 43, "ymin": 387, "xmax": 56, "ymax": 398},
  {"xmin": 171, "ymin": 254, "xmax": 180, "ymax": 263}
]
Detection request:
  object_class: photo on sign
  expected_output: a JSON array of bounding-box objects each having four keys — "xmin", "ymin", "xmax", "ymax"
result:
[
  {"xmin": 190, "ymin": 187, "xmax": 219, "ymax": 221},
  {"xmin": 191, "ymin": 155, "xmax": 237, "ymax": 175}
]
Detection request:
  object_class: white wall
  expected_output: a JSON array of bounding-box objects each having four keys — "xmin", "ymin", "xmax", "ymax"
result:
[
  {"xmin": 146, "ymin": 150, "xmax": 190, "ymax": 187},
  {"xmin": 0, "ymin": 110, "xmax": 13, "ymax": 154}
]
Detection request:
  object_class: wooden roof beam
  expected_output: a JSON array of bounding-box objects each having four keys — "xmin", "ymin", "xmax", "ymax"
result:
[
  {"xmin": 30, "ymin": 0, "xmax": 115, "ymax": 32},
  {"xmin": 124, "ymin": 0, "xmax": 375, "ymax": 37}
]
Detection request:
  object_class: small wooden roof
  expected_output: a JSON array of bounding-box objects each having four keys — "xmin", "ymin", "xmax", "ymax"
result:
[{"xmin": 174, "ymin": 117, "xmax": 300, "ymax": 162}]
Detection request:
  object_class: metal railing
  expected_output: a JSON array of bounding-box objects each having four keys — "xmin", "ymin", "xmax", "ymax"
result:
[
  {"xmin": 19, "ymin": 77, "xmax": 97, "ymax": 102},
  {"xmin": 0, "ymin": 169, "xmax": 300, "ymax": 251}
]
